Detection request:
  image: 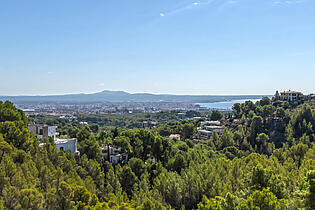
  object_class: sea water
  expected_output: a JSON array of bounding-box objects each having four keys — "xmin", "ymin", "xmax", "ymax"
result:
[{"xmin": 197, "ymin": 99, "xmax": 261, "ymax": 110}]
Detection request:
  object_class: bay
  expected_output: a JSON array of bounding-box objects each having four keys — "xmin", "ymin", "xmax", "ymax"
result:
[{"xmin": 197, "ymin": 98, "xmax": 262, "ymax": 110}]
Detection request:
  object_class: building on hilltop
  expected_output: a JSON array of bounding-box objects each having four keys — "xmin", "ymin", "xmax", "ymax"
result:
[
  {"xmin": 28, "ymin": 124, "xmax": 58, "ymax": 141},
  {"xmin": 280, "ymin": 90, "xmax": 303, "ymax": 101}
]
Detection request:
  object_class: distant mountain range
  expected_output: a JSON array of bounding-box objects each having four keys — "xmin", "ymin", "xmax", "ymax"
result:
[{"xmin": 0, "ymin": 90, "xmax": 271, "ymax": 104}]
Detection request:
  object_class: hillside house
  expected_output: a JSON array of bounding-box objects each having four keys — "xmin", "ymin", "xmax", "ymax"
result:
[
  {"xmin": 28, "ymin": 124, "xmax": 57, "ymax": 141},
  {"xmin": 55, "ymin": 138, "xmax": 80, "ymax": 156},
  {"xmin": 196, "ymin": 130, "xmax": 212, "ymax": 140},
  {"xmin": 200, "ymin": 120, "xmax": 221, "ymax": 127},
  {"xmin": 204, "ymin": 125, "xmax": 225, "ymax": 134},
  {"xmin": 280, "ymin": 90, "xmax": 303, "ymax": 101},
  {"xmin": 101, "ymin": 145, "xmax": 128, "ymax": 164}
]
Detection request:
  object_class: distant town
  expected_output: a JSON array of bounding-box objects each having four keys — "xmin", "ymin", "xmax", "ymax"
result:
[
  {"xmin": 26, "ymin": 90, "xmax": 315, "ymax": 163},
  {"xmin": 19, "ymin": 102, "xmax": 202, "ymax": 116}
]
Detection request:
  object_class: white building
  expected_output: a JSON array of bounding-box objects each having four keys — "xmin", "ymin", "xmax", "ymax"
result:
[
  {"xmin": 196, "ymin": 121, "xmax": 224, "ymax": 140},
  {"xmin": 204, "ymin": 125, "xmax": 225, "ymax": 134},
  {"xmin": 200, "ymin": 120, "xmax": 221, "ymax": 127},
  {"xmin": 197, "ymin": 130, "xmax": 212, "ymax": 140},
  {"xmin": 55, "ymin": 138, "xmax": 79, "ymax": 156},
  {"xmin": 280, "ymin": 90, "xmax": 303, "ymax": 101},
  {"xmin": 101, "ymin": 145, "xmax": 128, "ymax": 164},
  {"xmin": 22, "ymin": 109, "xmax": 35, "ymax": 115}
]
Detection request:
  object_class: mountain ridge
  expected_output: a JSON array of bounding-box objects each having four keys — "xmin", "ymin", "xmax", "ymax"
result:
[{"xmin": 0, "ymin": 90, "xmax": 271, "ymax": 104}]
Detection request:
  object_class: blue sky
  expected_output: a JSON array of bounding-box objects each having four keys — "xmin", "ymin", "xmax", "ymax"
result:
[{"xmin": 0, "ymin": 0, "xmax": 314, "ymax": 95}]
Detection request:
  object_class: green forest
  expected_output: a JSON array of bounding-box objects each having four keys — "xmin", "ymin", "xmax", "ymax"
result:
[{"xmin": 0, "ymin": 97, "xmax": 314, "ymax": 209}]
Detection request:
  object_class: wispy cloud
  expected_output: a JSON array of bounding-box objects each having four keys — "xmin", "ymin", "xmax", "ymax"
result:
[
  {"xmin": 272, "ymin": 0, "xmax": 307, "ymax": 6},
  {"xmin": 222, "ymin": 0, "xmax": 237, "ymax": 6},
  {"xmin": 159, "ymin": 0, "xmax": 216, "ymax": 17},
  {"xmin": 98, "ymin": 83, "xmax": 105, "ymax": 87},
  {"xmin": 217, "ymin": 0, "xmax": 238, "ymax": 10},
  {"xmin": 158, "ymin": 0, "xmax": 305, "ymax": 18}
]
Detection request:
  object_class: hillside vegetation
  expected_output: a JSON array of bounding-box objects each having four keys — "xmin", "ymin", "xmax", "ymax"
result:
[{"xmin": 0, "ymin": 98, "xmax": 314, "ymax": 209}]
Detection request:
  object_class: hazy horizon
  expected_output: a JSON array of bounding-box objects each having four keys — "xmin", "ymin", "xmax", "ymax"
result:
[{"xmin": 0, "ymin": 89, "xmax": 276, "ymax": 97}]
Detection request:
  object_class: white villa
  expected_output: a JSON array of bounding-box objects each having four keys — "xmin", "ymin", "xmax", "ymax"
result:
[
  {"xmin": 200, "ymin": 120, "xmax": 221, "ymax": 127},
  {"xmin": 196, "ymin": 130, "xmax": 212, "ymax": 140},
  {"xmin": 55, "ymin": 138, "xmax": 80, "ymax": 156},
  {"xmin": 196, "ymin": 120, "xmax": 224, "ymax": 140},
  {"xmin": 204, "ymin": 125, "xmax": 225, "ymax": 134},
  {"xmin": 280, "ymin": 90, "xmax": 303, "ymax": 101}
]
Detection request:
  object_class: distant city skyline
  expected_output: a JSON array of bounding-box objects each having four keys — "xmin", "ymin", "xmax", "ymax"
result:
[{"xmin": 0, "ymin": 0, "xmax": 314, "ymax": 95}]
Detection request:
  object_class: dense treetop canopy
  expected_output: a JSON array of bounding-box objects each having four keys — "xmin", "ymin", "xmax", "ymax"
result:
[{"xmin": 0, "ymin": 98, "xmax": 314, "ymax": 209}]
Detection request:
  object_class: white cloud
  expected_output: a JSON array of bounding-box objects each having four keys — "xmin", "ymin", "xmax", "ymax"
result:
[
  {"xmin": 159, "ymin": 0, "xmax": 238, "ymax": 17},
  {"xmin": 226, "ymin": 0, "xmax": 237, "ymax": 5},
  {"xmin": 218, "ymin": 0, "xmax": 237, "ymax": 9},
  {"xmin": 273, "ymin": 0, "xmax": 306, "ymax": 6},
  {"xmin": 98, "ymin": 83, "xmax": 105, "ymax": 87}
]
